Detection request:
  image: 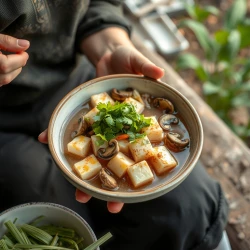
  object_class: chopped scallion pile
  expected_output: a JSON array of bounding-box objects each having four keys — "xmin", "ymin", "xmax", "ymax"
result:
[{"xmin": 0, "ymin": 218, "xmax": 112, "ymax": 250}]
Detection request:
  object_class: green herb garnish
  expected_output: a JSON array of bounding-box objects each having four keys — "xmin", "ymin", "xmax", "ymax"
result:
[{"xmin": 92, "ymin": 102, "xmax": 151, "ymax": 145}]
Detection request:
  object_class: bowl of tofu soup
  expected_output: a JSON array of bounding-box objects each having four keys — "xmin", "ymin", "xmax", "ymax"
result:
[{"xmin": 48, "ymin": 74, "xmax": 203, "ymax": 203}]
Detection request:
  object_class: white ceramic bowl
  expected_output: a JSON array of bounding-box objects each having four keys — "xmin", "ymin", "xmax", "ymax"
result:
[
  {"xmin": 0, "ymin": 202, "xmax": 98, "ymax": 249},
  {"xmin": 48, "ymin": 74, "xmax": 203, "ymax": 203}
]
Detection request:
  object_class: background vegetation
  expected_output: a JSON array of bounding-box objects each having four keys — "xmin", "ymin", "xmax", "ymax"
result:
[{"xmin": 175, "ymin": 0, "xmax": 250, "ymax": 144}]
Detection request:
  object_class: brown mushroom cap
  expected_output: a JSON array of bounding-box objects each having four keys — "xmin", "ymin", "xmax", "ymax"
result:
[
  {"xmin": 97, "ymin": 139, "xmax": 119, "ymax": 160},
  {"xmin": 99, "ymin": 168, "xmax": 118, "ymax": 189},
  {"xmin": 71, "ymin": 117, "xmax": 89, "ymax": 139},
  {"xmin": 152, "ymin": 98, "xmax": 175, "ymax": 113},
  {"xmin": 165, "ymin": 132, "xmax": 189, "ymax": 151},
  {"xmin": 111, "ymin": 88, "xmax": 133, "ymax": 101},
  {"xmin": 159, "ymin": 114, "xmax": 179, "ymax": 130}
]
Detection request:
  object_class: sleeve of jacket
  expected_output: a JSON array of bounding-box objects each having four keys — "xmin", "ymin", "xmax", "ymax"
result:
[{"xmin": 75, "ymin": 0, "xmax": 132, "ymax": 51}]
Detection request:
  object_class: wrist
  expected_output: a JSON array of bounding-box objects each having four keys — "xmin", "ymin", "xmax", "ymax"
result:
[{"xmin": 80, "ymin": 27, "xmax": 134, "ymax": 66}]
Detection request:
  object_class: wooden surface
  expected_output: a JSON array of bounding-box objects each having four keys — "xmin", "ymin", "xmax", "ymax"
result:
[{"xmin": 131, "ymin": 34, "xmax": 250, "ymax": 250}]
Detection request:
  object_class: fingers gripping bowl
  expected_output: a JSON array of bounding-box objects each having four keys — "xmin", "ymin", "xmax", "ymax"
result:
[{"xmin": 48, "ymin": 74, "xmax": 203, "ymax": 203}]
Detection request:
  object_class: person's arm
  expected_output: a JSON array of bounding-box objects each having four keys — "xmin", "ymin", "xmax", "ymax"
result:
[
  {"xmin": 80, "ymin": 26, "xmax": 164, "ymax": 79},
  {"xmin": 80, "ymin": 27, "xmax": 132, "ymax": 66}
]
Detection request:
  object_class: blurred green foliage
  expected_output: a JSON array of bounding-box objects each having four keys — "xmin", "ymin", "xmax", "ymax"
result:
[{"xmin": 176, "ymin": 0, "xmax": 250, "ymax": 143}]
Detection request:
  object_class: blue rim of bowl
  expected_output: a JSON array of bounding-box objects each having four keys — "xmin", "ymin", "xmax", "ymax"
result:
[{"xmin": 0, "ymin": 202, "xmax": 98, "ymax": 245}]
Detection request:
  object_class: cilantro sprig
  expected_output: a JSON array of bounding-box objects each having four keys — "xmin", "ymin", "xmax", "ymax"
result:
[{"xmin": 92, "ymin": 101, "xmax": 151, "ymax": 145}]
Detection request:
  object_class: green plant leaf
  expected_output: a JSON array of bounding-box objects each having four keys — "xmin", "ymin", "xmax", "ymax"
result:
[
  {"xmin": 216, "ymin": 30, "xmax": 241, "ymax": 62},
  {"xmin": 176, "ymin": 53, "xmax": 208, "ymax": 81},
  {"xmin": 239, "ymin": 60, "xmax": 250, "ymax": 81},
  {"xmin": 227, "ymin": 30, "xmax": 241, "ymax": 61},
  {"xmin": 178, "ymin": 19, "xmax": 215, "ymax": 56},
  {"xmin": 241, "ymin": 81, "xmax": 250, "ymax": 91},
  {"xmin": 232, "ymin": 92, "xmax": 250, "ymax": 107},
  {"xmin": 185, "ymin": 4, "xmax": 219, "ymax": 22},
  {"xmin": 214, "ymin": 30, "xmax": 229, "ymax": 45},
  {"xmin": 237, "ymin": 24, "xmax": 250, "ymax": 48},
  {"xmin": 203, "ymin": 81, "xmax": 221, "ymax": 95},
  {"xmin": 224, "ymin": 0, "xmax": 247, "ymax": 29},
  {"xmin": 243, "ymin": 18, "xmax": 250, "ymax": 25},
  {"xmin": 176, "ymin": 53, "xmax": 201, "ymax": 69}
]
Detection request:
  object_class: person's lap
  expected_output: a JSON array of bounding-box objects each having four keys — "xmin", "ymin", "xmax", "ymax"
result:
[
  {"xmin": 0, "ymin": 129, "xmax": 228, "ymax": 250},
  {"xmin": 0, "ymin": 57, "xmax": 228, "ymax": 250}
]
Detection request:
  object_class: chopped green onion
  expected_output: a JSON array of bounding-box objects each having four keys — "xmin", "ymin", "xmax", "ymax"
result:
[
  {"xmin": 39, "ymin": 226, "xmax": 75, "ymax": 238},
  {"xmin": 1, "ymin": 217, "xmax": 112, "ymax": 250},
  {"xmin": 59, "ymin": 238, "xmax": 78, "ymax": 250},
  {"xmin": 0, "ymin": 239, "xmax": 9, "ymax": 250},
  {"xmin": 29, "ymin": 216, "xmax": 45, "ymax": 226},
  {"xmin": 13, "ymin": 244, "xmax": 74, "ymax": 250},
  {"xmin": 2, "ymin": 236, "xmax": 14, "ymax": 248},
  {"xmin": 50, "ymin": 234, "xmax": 59, "ymax": 246},
  {"xmin": 83, "ymin": 232, "xmax": 112, "ymax": 250},
  {"xmin": 18, "ymin": 229, "xmax": 31, "ymax": 245},
  {"xmin": 21, "ymin": 224, "xmax": 53, "ymax": 245},
  {"xmin": 4, "ymin": 221, "xmax": 26, "ymax": 244}
]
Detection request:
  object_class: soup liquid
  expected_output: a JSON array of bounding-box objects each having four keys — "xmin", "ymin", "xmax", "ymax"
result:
[{"xmin": 63, "ymin": 101, "xmax": 190, "ymax": 192}]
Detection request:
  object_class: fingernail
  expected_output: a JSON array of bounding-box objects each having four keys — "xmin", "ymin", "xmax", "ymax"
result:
[{"xmin": 17, "ymin": 39, "xmax": 30, "ymax": 48}]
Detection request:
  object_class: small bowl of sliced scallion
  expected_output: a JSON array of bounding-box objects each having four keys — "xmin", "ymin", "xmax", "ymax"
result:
[{"xmin": 0, "ymin": 202, "xmax": 112, "ymax": 250}]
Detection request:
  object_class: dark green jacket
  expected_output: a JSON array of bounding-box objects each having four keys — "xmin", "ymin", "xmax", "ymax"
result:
[{"xmin": 0, "ymin": 0, "xmax": 130, "ymax": 106}]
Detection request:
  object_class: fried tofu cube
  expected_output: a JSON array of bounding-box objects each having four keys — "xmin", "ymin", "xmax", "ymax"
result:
[
  {"xmin": 83, "ymin": 107, "xmax": 99, "ymax": 125},
  {"xmin": 73, "ymin": 154, "xmax": 102, "ymax": 180},
  {"xmin": 91, "ymin": 135, "xmax": 108, "ymax": 156},
  {"xmin": 124, "ymin": 97, "xmax": 144, "ymax": 114},
  {"xmin": 117, "ymin": 140, "xmax": 130, "ymax": 155},
  {"xmin": 127, "ymin": 160, "xmax": 154, "ymax": 188},
  {"xmin": 107, "ymin": 152, "xmax": 135, "ymax": 178},
  {"xmin": 90, "ymin": 92, "xmax": 114, "ymax": 108},
  {"xmin": 141, "ymin": 116, "xmax": 164, "ymax": 142},
  {"xmin": 67, "ymin": 135, "xmax": 91, "ymax": 157},
  {"xmin": 128, "ymin": 136, "xmax": 154, "ymax": 162},
  {"xmin": 151, "ymin": 146, "xmax": 177, "ymax": 175}
]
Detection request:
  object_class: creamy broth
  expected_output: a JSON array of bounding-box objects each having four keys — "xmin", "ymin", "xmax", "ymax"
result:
[{"xmin": 63, "ymin": 92, "xmax": 190, "ymax": 192}]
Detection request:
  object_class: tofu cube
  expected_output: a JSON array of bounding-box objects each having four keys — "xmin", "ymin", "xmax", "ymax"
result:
[
  {"xmin": 67, "ymin": 135, "xmax": 91, "ymax": 157},
  {"xmin": 124, "ymin": 97, "xmax": 144, "ymax": 114},
  {"xmin": 150, "ymin": 146, "xmax": 177, "ymax": 175},
  {"xmin": 91, "ymin": 135, "xmax": 108, "ymax": 156},
  {"xmin": 73, "ymin": 154, "xmax": 102, "ymax": 180},
  {"xmin": 117, "ymin": 140, "xmax": 130, "ymax": 155},
  {"xmin": 107, "ymin": 152, "xmax": 135, "ymax": 178},
  {"xmin": 83, "ymin": 107, "xmax": 98, "ymax": 125},
  {"xmin": 141, "ymin": 116, "xmax": 164, "ymax": 142},
  {"xmin": 90, "ymin": 92, "xmax": 114, "ymax": 108},
  {"xmin": 127, "ymin": 160, "xmax": 154, "ymax": 188},
  {"xmin": 128, "ymin": 136, "xmax": 154, "ymax": 162}
]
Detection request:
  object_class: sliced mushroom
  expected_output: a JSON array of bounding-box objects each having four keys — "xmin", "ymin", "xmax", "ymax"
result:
[
  {"xmin": 141, "ymin": 93, "xmax": 151, "ymax": 109},
  {"xmin": 97, "ymin": 139, "xmax": 119, "ymax": 160},
  {"xmin": 111, "ymin": 88, "xmax": 133, "ymax": 101},
  {"xmin": 152, "ymin": 98, "xmax": 174, "ymax": 113},
  {"xmin": 99, "ymin": 168, "xmax": 118, "ymax": 189},
  {"xmin": 71, "ymin": 117, "xmax": 89, "ymax": 138},
  {"xmin": 159, "ymin": 114, "xmax": 179, "ymax": 130},
  {"xmin": 165, "ymin": 132, "xmax": 189, "ymax": 151},
  {"xmin": 132, "ymin": 89, "xmax": 144, "ymax": 104}
]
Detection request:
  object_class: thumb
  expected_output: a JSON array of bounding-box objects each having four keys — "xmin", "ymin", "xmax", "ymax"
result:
[{"xmin": 0, "ymin": 34, "xmax": 30, "ymax": 52}]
